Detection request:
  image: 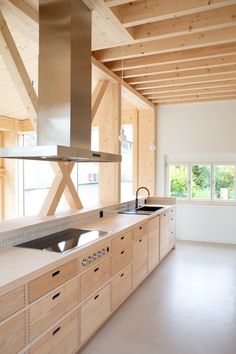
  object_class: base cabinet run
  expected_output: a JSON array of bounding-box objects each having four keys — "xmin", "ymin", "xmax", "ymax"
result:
[{"xmin": 0, "ymin": 207, "xmax": 176, "ymax": 354}]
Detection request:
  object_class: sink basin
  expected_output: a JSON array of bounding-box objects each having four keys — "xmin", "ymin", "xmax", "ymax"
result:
[
  {"xmin": 119, "ymin": 205, "xmax": 163, "ymax": 215},
  {"xmin": 137, "ymin": 206, "xmax": 163, "ymax": 212}
]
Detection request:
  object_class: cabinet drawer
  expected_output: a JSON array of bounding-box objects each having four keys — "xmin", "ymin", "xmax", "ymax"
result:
[
  {"xmin": 0, "ymin": 285, "xmax": 25, "ymax": 322},
  {"xmin": 111, "ymin": 264, "xmax": 132, "ymax": 310},
  {"xmin": 28, "ymin": 259, "xmax": 78, "ymax": 303},
  {"xmin": 79, "ymin": 240, "xmax": 111, "ymax": 271},
  {"xmin": 111, "ymin": 245, "xmax": 132, "ymax": 277},
  {"xmin": 133, "ymin": 223, "xmax": 148, "ymax": 240},
  {"xmin": 81, "ymin": 284, "xmax": 110, "ymax": 342},
  {"xmin": 111, "ymin": 230, "xmax": 132, "ymax": 253},
  {"xmin": 29, "ymin": 311, "xmax": 79, "ymax": 354},
  {"xmin": 0, "ymin": 311, "xmax": 26, "ymax": 354},
  {"xmin": 80, "ymin": 258, "xmax": 110, "ymax": 301},
  {"xmin": 29, "ymin": 278, "xmax": 79, "ymax": 341},
  {"xmin": 133, "ymin": 234, "xmax": 148, "ymax": 288}
]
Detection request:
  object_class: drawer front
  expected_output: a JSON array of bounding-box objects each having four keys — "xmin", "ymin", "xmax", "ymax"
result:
[
  {"xmin": 80, "ymin": 258, "xmax": 110, "ymax": 301},
  {"xmin": 0, "ymin": 311, "xmax": 26, "ymax": 354},
  {"xmin": 79, "ymin": 240, "xmax": 111, "ymax": 271},
  {"xmin": 0, "ymin": 285, "xmax": 25, "ymax": 322},
  {"xmin": 29, "ymin": 278, "xmax": 79, "ymax": 341},
  {"xmin": 111, "ymin": 230, "xmax": 132, "ymax": 253},
  {"xmin": 111, "ymin": 245, "xmax": 132, "ymax": 277},
  {"xmin": 133, "ymin": 223, "xmax": 148, "ymax": 240},
  {"xmin": 81, "ymin": 284, "xmax": 110, "ymax": 342},
  {"xmin": 132, "ymin": 234, "xmax": 148, "ymax": 288},
  {"xmin": 111, "ymin": 264, "xmax": 132, "ymax": 310},
  {"xmin": 29, "ymin": 311, "xmax": 79, "ymax": 354},
  {"xmin": 29, "ymin": 259, "xmax": 78, "ymax": 303}
]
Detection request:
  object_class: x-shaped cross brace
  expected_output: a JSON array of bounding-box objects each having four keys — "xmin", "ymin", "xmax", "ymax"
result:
[{"xmin": 39, "ymin": 162, "xmax": 83, "ymax": 216}]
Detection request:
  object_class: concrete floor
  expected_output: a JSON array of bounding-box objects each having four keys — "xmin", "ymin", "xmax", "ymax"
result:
[{"xmin": 79, "ymin": 241, "xmax": 236, "ymax": 354}]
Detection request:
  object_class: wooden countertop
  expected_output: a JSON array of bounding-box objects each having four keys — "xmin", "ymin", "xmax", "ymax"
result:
[{"xmin": 0, "ymin": 206, "xmax": 174, "ymax": 294}]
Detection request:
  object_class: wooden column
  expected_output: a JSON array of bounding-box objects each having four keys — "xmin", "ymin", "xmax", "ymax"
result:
[
  {"xmin": 2, "ymin": 131, "xmax": 18, "ymax": 219},
  {"xmin": 97, "ymin": 82, "xmax": 121, "ymax": 203},
  {"xmin": 137, "ymin": 109, "xmax": 156, "ymax": 195},
  {"xmin": 0, "ymin": 132, "xmax": 4, "ymax": 220}
]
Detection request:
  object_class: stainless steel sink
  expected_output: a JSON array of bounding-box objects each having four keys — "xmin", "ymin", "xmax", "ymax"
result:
[{"xmin": 119, "ymin": 205, "xmax": 163, "ymax": 215}]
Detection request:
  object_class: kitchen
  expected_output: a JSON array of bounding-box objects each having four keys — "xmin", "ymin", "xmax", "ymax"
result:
[{"xmin": 1, "ymin": 1, "xmax": 236, "ymax": 354}]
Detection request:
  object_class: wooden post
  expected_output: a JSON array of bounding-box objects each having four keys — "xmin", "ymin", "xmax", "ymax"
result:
[
  {"xmin": 0, "ymin": 132, "xmax": 4, "ymax": 220},
  {"xmin": 2, "ymin": 131, "xmax": 18, "ymax": 220},
  {"xmin": 97, "ymin": 82, "xmax": 121, "ymax": 203},
  {"xmin": 137, "ymin": 109, "xmax": 156, "ymax": 195}
]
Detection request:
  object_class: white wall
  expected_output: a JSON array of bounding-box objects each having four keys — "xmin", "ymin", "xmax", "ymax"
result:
[{"xmin": 156, "ymin": 100, "xmax": 236, "ymax": 244}]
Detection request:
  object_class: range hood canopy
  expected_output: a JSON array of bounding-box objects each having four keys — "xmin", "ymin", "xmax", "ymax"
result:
[{"xmin": 0, "ymin": 0, "xmax": 121, "ymax": 163}]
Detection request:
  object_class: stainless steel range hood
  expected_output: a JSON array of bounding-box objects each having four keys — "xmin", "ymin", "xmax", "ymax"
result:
[{"xmin": 0, "ymin": 0, "xmax": 121, "ymax": 163}]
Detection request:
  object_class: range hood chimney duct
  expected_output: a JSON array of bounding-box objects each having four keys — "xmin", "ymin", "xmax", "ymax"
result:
[{"xmin": 0, "ymin": 0, "xmax": 121, "ymax": 163}]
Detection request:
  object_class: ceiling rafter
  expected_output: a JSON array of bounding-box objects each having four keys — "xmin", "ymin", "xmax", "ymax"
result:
[{"xmin": 112, "ymin": 0, "xmax": 236, "ymax": 27}]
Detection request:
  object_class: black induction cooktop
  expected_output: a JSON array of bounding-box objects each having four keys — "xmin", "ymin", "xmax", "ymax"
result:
[{"xmin": 16, "ymin": 228, "xmax": 108, "ymax": 254}]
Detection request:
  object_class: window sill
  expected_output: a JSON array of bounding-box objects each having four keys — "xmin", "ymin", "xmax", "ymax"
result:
[{"xmin": 176, "ymin": 200, "xmax": 236, "ymax": 206}]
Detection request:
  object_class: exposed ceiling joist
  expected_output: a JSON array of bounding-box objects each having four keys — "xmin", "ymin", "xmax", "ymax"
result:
[
  {"xmin": 113, "ymin": 0, "xmax": 236, "ymax": 27},
  {"xmin": 106, "ymin": 42, "xmax": 236, "ymax": 71},
  {"xmin": 153, "ymin": 92, "xmax": 236, "ymax": 103},
  {"xmin": 93, "ymin": 26, "xmax": 236, "ymax": 62},
  {"xmin": 104, "ymin": 0, "xmax": 138, "ymax": 6},
  {"xmin": 128, "ymin": 5, "xmax": 236, "ymax": 42},
  {"xmin": 133, "ymin": 73, "xmax": 236, "ymax": 90},
  {"xmin": 141, "ymin": 80, "xmax": 236, "ymax": 95},
  {"xmin": 155, "ymin": 96, "xmax": 236, "ymax": 104},
  {"xmin": 117, "ymin": 55, "xmax": 236, "ymax": 78},
  {"xmin": 126, "ymin": 64, "xmax": 236, "ymax": 84}
]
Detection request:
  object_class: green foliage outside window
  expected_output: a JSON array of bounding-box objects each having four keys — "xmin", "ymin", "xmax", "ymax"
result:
[
  {"xmin": 170, "ymin": 165, "xmax": 188, "ymax": 198},
  {"xmin": 192, "ymin": 165, "xmax": 211, "ymax": 199},
  {"xmin": 214, "ymin": 165, "xmax": 235, "ymax": 200}
]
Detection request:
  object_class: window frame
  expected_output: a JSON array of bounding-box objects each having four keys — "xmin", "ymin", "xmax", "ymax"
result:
[{"xmin": 166, "ymin": 161, "xmax": 236, "ymax": 204}]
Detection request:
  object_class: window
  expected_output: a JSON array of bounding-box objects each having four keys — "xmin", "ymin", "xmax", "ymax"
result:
[
  {"xmin": 167, "ymin": 162, "xmax": 236, "ymax": 202},
  {"xmin": 214, "ymin": 164, "xmax": 235, "ymax": 200},
  {"xmin": 169, "ymin": 164, "xmax": 188, "ymax": 199},
  {"xmin": 121, "ymin": 124, "xmax": 134, "ymax": 201},
  {"xmin": 191, "ymin": 164, "xmax": 211, "ymax": 200}
]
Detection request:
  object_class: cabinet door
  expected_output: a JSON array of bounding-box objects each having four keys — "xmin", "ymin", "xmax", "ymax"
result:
[
  {"xmin": 0, "ymin": 311, "xmax": 26, "ymax": 354},
  {"xmin": 111, "ymin": 264, "xmax": 132, "ymax": 310},
  {"xmin": 132, "ymin": 234, "xmax": 148, "ymax": 288},
  {"xmin": 29, "ymin": 278, "xmax": 79, "ymax": 340},
  {"xmin": 81, "ymin": 284, "xmax": 110, "ymax": 342},
  {"xmin": 29, "ymin": 311, "xmax": 79, "ymax": 354},
  {"xmin": 148, "ymin": 216, "xmax": 160, "ymax": 272},
  {"xmin": 160, "ymin": 211, "xmax": 170, "ymax": 260}
]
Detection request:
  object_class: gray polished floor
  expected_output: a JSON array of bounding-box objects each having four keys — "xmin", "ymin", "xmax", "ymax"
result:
[{"xmin": 79, "ymin": 241, "xmax": 236, "ymax": 354}]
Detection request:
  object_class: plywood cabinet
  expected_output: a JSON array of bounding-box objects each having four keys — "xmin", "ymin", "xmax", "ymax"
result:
[
  {"xmin": 132, "ymin": 234, "xmax": 148, "ymax": 288},
  {"xmin": 81, "ymin": 284, "xmax": 110, "ymax": 342},
  {"xmin": 0, "ymin": 285, "xmax": 25, "ymax": 322},
  {"xmin": 0, "ymin": 311, "xmax": 26, "ymax": 354},
  {"xmin": 111, "ymin": 264, "xmax": 132, "ymax": 310},
  {"xmin": 148, "ymin": 216, "xmax": 160, "ymax": 272},
  {"xmin": 29, "ymin": 311, "xmax": 79, "ymax": 354},
  {"xmin": 29, "ymin": 278, "xmax": 79, "ymax": 340},
  {"xmin": 1, "ymin": 206, "xmax": 176, "ymax": 354}
]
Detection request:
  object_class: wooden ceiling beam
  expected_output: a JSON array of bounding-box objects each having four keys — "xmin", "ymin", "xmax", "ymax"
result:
[
  {"xmin": 129, "ymin": 5, "xmax": 236, "ymax": 42},
  {"xmin": 155, "ymin": 96, "xmax": 236, "ymax": 104},
  {"xmin": 126, "ymin": 64, "xmax": 236, "ymax": 84},
  {"xmin": 148, "ymin": 86, "xmax": 236, "ymax": 99},
  {"xmin": 153, "ymin": 92, "xmax": 236, "ymax": 103},
  {"xmin": 5, "ymin": 0, "xmax": 38, "ymax": 23},
  {"xmin": 0, "ymin": 115, "xmax": 33, "ymax": 131},
  {"xmin": 93, "ymin": 26, "xmax": 236, "ymax": 62},
  {"xmin": 141, "ymin": 80, "xmax": 236, "ymax": 95},
  {"xmin": 133, "ymin": 73, "xmax": 236, "ymax": 90},
  {"xmin": 113, "ymin": 0, "xmax": 236, "ymax": 27},
  {"xmin": 0, "ymin": 10, "xmax": 37, "ymax": 129},
  {"xmin": 104, "ymin": 0, "xmax": 138, "ymax": 6},
  {"xmin": 106, "ymin": 43, "xmax": 236, "ymax": 71},
  {"xmin": 118, "ymin": 54, "xmax": 236, "ymax": 78}
]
